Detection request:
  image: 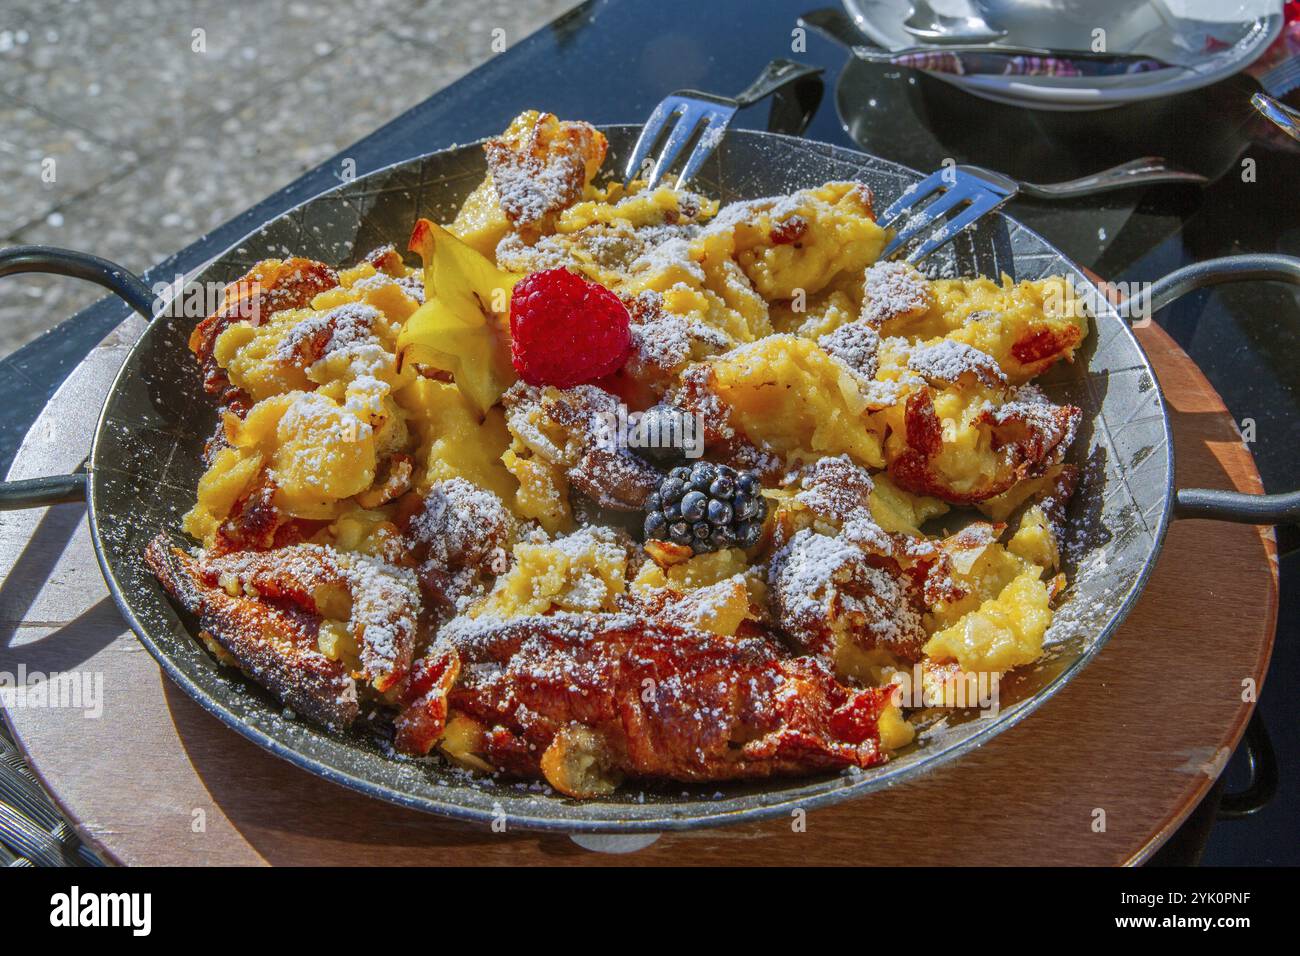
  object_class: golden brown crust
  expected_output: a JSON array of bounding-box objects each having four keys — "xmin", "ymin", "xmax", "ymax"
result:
[
  {"xmin": 504, "ymin": 382, "xmax": 663, "ymax": 511},
  {"xmin": 769, "ymin": 530, "xmax": 929, "ymax": 665},
  {"xmin": 432, "ymin": 613, "xmax": 893, "ymax": 786},
  {"xmin": 211, "ymin": 475, "xmax": 324, "ymax": 555},
  {"xmin": 889, "ymin": 387, "xmax": 1081, "ymax": 504},
  {"xmin": 483, "ymin": 113, "xmax": 606, "ymax": 236},
  {"xmin": 393, "ymin": 651, "xmax": 460, "ymax": 756},
  {"xmin": 1010, "ymin": 323, "xmax": 1084, "ymax": 378},
  {"xmin": 150, "ymin": 537, "xmax": 419, "ymax": 705},
  {"xmin": 399, "ymin": 479, "xmax": 516, "ymax": 617},
  {"xmin": 144, "ymin": 535, "xmax": 359, "ymax": 730},
  {"xmin": 188, "ymin": 258, "xmax": 339, "ymax": 406},
  {"xmin": 200, "ymin": 545, "xmax": 418, "ymax": 694}
]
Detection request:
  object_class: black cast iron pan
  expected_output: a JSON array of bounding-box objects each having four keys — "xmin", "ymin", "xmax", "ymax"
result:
[{"xmin": 0, "ymin": 126, "xmax": 1296, "ymax": 832}]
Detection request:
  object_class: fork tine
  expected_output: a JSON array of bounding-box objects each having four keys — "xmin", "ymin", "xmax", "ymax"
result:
[
  {"xmin": 647, "ymin": 103, "xmax": 707, "ymax": 189},
  {"xmin": 904, "ymin": 189, "xmax": 1009, "ymax": 263},
  {"xmin": 623, "ymin": 99, "xmax": 679, "ymax": 187},
  {"xmin": 879, "ymin": 169, "xmax": 950, "ymax": 224},
  {"xmin": 673, "ymin": 108, "xmax": 734, "ymax": 189},
  {"xmin": 880, "ymin": 180, "xmax": 979, "ymax": 259}
]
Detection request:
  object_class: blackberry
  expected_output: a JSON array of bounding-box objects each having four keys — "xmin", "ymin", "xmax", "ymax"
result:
[{"xmin": 643, "ymin": 461, "xmax": 767, "ymax": 553}]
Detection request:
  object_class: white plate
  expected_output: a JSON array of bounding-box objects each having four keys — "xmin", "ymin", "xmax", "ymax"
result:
[{"xmin": 843, "ymin": 0, "xmax": 1283, "ymax": 109}]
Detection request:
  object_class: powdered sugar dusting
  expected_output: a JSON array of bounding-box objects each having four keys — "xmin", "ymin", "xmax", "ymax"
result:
[
  {"xmin": 907, "ymin": 338, "xmax": 1007, "ymax": 388},
  {"xmin": 861, "ymin": 261, "xmax": 932, "ymax": 327}
]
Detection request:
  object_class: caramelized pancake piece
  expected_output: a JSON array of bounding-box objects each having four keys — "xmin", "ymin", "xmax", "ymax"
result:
[
  {"xmin": 208, "ymin": 472, "xmax": 326, "ymax": 555},
  {"xmin": 873, "ymin": 272, "xmax": 1088, "ymax": 383},
  {"xmin": 430, "ymin": 612, "xmax": 894, "ymax": 793},
  {"xmin": 770, "ymin": 456, "xmax": 961, "ymax": 609},
  {"xmin": 393, "ymin": 650, "xmax": 460, "ymax": 757},
  {"xmin": 818, "ymin": 320, "xmax": 880, "ymax": 382},
  {"xmin": 273, "ymin": 300, "xmax": 379, "ymax": 368},
  {"xmin": 145, "ymin": 536, "xmax": 358, "ymax": 729},
  {"xmin": 1009, "ymin": 323, "xmax": 1085, "ymax": 377},
  {"xmin": 769, "ymin": 529, "xmax": 929, "ymax": 673},
  {"xmin": 398, "ymin": 478, "xmax": 516, "ymax": 616},
  {"xmin": 484, "ymin": 111, "xmax": 606, "ymax": 237},
  {"xmin": 543, "ymin": 385, "xmax": 662, "ymax": 510},
  {"xmin": 148, "ymin": 536, "xmax": 419, "ymax": 700},
  {"xmin": 907, "ymin": 339, "xmax": 1007, "ymax": 390},
  {"xmin": 503, "ymin": 382, "xmax": 661, "ymax": 512},
  {"xmin": 888, "ymin": 386, "xmax": 1081, "ymax": 504},
  {"xmin": 198, "ymin": 544, "xmax": 419, "ymax": 694},
  {"xmin": 860, "ymin": 262, "xmax": 934, "ymax": 328},
  {"xmin": 189, "ymin": 258, "xmax": 339, "ymax": 404}
]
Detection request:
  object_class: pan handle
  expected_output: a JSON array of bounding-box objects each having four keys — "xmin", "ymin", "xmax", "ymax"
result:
[
  {"xmin": 1115, "ymin": 253, "xmax": 1300, "ymax": 526},
  {"xmin": 0, "ymin": 245, "xmax": 155, "ymax": 319},
  {"xmin": 0, "ymin": 246, "xmax": 155, "ymax": 510}
]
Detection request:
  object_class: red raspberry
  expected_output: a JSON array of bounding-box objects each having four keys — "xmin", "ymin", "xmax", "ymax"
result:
[{"xmin": 509, "ymin": 269, "xmax": 632, "ymax": 388}]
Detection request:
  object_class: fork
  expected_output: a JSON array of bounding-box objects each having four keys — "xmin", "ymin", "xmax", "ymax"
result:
[
  {"xmin": 880, "ymin": 155, "xmax": 1209, "ymax": 262},
  {"xmin": 623, "ymin": 59, "xmax": 823, "ymax": 190},
  {"xmin": 879, "ymin": 165, "xmax": 1019, "ymax": 262},
  {"xmin": 1010, "ymin": 157, "xmax": 1207, "ymax": 199}
]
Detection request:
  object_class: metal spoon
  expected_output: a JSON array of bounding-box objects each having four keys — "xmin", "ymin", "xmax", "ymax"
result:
[{"xmin": 903, "ymin": 0, "xmax": 1006, "ymax": 43}]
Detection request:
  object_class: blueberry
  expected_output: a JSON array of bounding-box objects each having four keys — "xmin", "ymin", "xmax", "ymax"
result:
[
  {"xmin": 634, "ymin": 406, "xmax": 691, "ymax": 465},
  {"xmin": 736, "ymin": 471, "xmax": 759, "ymax": 495},
  {"xmin": 708, "ymin": 475, "xmax": 735, "ymax": 499},
  {"xmin": 737, "ymin": 519, "xmax": 763, "ymax": 548},
  {"xmin": 645, "ymin": 492, "xmax": 661, "ymax": 513},
  {"xmin": 663, "ymin": 499, "xmax": 681, "ymax": 521},
  {"xmin": 680, "ymin": 490, "xmax": 708, "ymax": 522},
  {"xmin": 692, "ymin": 521, "xmax": 713, "ymax": 540},
  {"xmin": 644, "ymin": 511, "xmax": 666, "ymax": 539},
  {"xmin": 706, "ymin": 499, "xmax": 733, "ymax": 525},
  {"xmin": 710, "ymin": 526, "xmax": 735, "ymax": 549},
  {"xmin": 670, "ymin": 466, "xmax": 692, "ymax": 483},
  {"xmin": 668, "ymin": 521, "xmax": 692, "ymax": 545},
  {"xmin": 660, "ymin": 477, "xmax": 684, "ymax": 503},
  {"xmin": 733, "ymin": 493, "xmax": 756, "ymax": 519}
]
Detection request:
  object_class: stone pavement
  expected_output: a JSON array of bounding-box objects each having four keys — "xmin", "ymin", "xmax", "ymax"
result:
[{"xmin": 0, "ymin": 0, "xmax": 578, "ymax": 356}]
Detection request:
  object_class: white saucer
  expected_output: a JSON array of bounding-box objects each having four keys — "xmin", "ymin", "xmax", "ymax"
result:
[{"xmin": 843, "ymin": 0, "xmax": 1283, "ymax": 110}]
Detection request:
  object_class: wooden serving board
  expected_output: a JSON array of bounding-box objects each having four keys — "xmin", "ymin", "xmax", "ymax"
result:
[{"xmin": 0, "ymin": 317, "xmax": 1277, "ymax": 866}]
